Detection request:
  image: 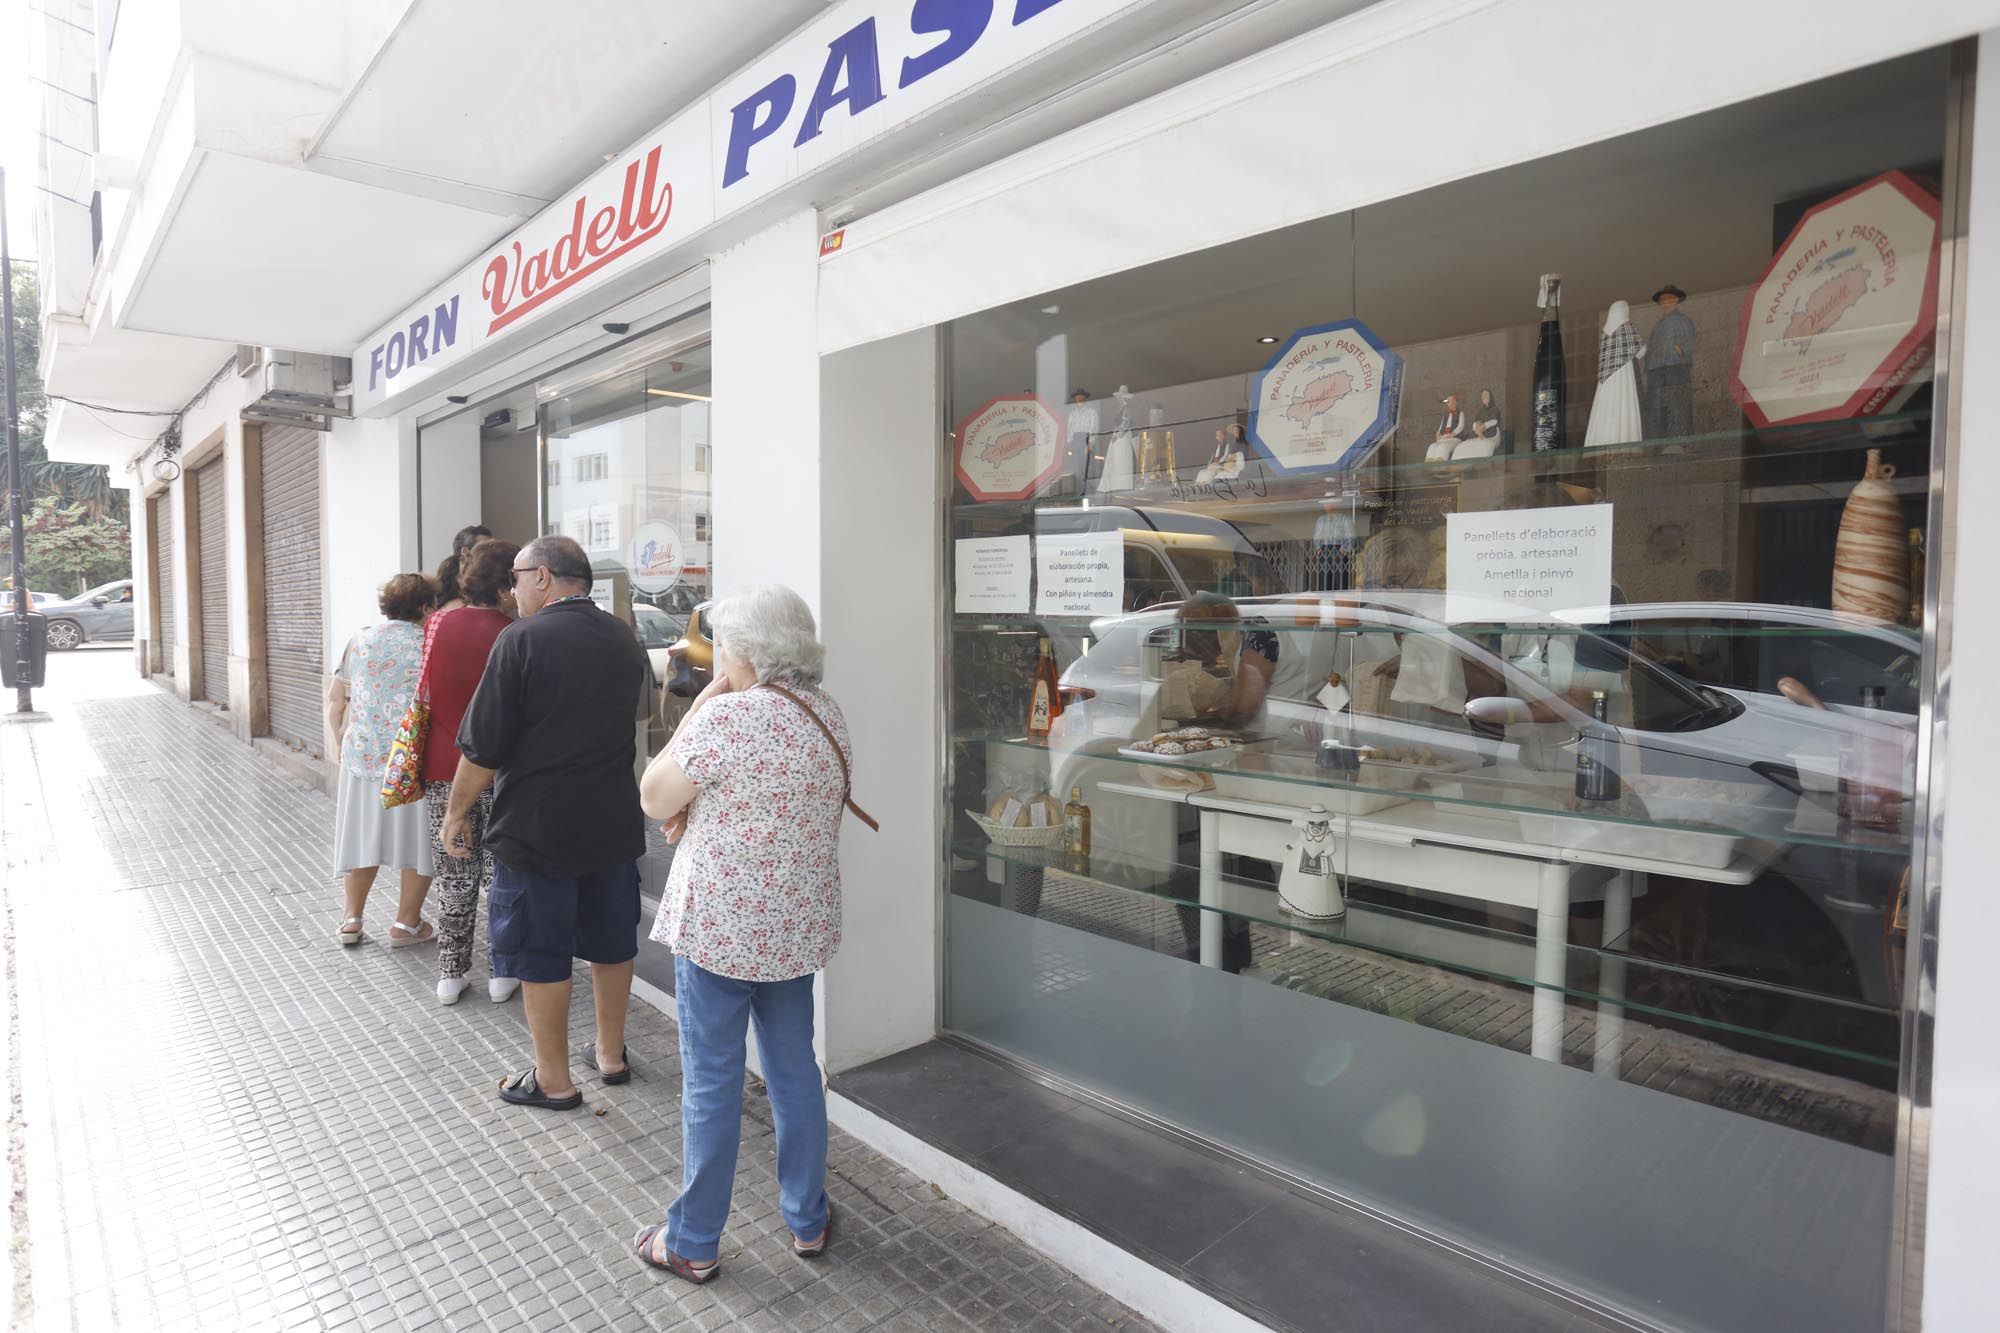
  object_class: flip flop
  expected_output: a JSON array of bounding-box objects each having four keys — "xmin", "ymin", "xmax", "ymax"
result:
[
  {"xmin": 336, "ymin": 917, "xmax": 364, "ymax": 946},
  {"xmin": 793, "ymin": 1201, "xmax": 834, "ymax": 1259},
  {"xmin": 387, "ymin": 919, "xmax": 435, "ymax": 949},
  {"xmin": 583, "ymin": 1042, "xmax": 632, "ymax": 1085},
  {"xmin": 498, "ymin": 1068, "xmax": 582, "ymax": 1111},
  {"xmin": 631, "ymin": 1224, "xmax": 717, "ymax": 1284}
]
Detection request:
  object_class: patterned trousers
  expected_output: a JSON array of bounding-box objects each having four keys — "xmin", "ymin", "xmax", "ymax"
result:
[{"xmin": 422, "ymin": 780, "xmax": 500, "ymax": 980}]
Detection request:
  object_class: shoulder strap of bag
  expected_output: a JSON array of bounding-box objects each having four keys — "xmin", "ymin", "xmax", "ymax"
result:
[
  {"xmin": 416, "ymin": 608, "xmax": 451, "ymax": 702},
  {"xmin": 759, "ymin": 683, "xmax": 879, "ymax": 832}
]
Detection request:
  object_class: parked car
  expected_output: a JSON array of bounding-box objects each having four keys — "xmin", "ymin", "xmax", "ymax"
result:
[
  {"xmin": 41, "ymin": 579, "xmax": 136, "ymax": 650},
  {"xmin": 1605, "ymin": 601, "xmax": 1921, "ymax": 714},
  {"xmin": 1050, "ymin": 591, "xmax": 1915, "ymax": 1018}
]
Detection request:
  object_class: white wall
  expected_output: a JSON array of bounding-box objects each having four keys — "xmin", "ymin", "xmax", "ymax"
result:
[
  {"xmin": 819, "ymin": 328, "xmax": 942, "ymax": 1073},
  {"xmin": 820, "ymin": 0, "xmax": 2000, "ymax": 353},
  {"xmin": 325, "ymin": 414, "xmax": 418, "ymax": 663},
  {"xmin": 710, "ymin": 209, "xmax": 822, "ymax": 603},
  {"xmin": 1921, "ymin": 30, "xmax": 2000, "ymax": 1330},
  {"xmin": 417, "ymin": 410, "xmax": 483, "ymax": 572}
]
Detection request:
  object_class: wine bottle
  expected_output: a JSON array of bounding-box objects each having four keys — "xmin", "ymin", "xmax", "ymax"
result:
[
  {"xmin": 1575, "ymin": 689, "xmax": 1620, "ymax": 802},
  {"xmin": 1532, "ymin": 273, "xmax": 1566, "ymax": 453},
  {"xmin": 1064, "ymin": 785, "xmax": 1093, "ymax": 863},
  {"xmin": 1027, "ymin": 636, "xmax": 1063, "ymax": 738}
]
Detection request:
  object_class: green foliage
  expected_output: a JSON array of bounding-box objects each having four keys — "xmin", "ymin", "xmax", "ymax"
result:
[
  {"xmin": 22, "ymin": 497, "xmax": 129, "ymax": 592},
  {"xmin": 3, "ymin": 264, "xmax": 130, "ymax": 587}
]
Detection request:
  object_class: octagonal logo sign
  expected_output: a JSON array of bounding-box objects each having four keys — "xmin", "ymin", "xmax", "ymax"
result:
[
  {"xmin": 1732, "ymin": 170, "xmax": 1941, "ymax": 428},
  {"xmin": 954, "ymin": 394, "xmax": 1065, "ymax": 501},
  {"xmin": 1248, "ymin": 320, "xmax": 1403, "ymax": 474}
]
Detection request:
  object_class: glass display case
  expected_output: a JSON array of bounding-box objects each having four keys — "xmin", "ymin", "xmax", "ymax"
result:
[{"xmin": 939, "ymin": 46, "xmax": 1948, "ymax": 1333}]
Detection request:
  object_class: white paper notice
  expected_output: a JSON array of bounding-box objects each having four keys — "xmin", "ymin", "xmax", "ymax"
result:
[
  {"xmin": 1446, "ymin": 504, "xmax": 1614, "ymax": 623},
  {"xmin": 1035, "ymin": 531, "xmax": 1124, "ymax": 619},
  {"xmin": 954, "ymin": 536, "xmax": 1031, "ymax": 614}
]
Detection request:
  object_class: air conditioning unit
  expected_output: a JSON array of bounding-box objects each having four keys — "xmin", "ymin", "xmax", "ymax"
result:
[{"xmin": 241, "ymin": 350, "xmax": 351, "ymax": 431}]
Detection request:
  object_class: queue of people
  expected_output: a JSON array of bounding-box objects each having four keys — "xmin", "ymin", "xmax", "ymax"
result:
[{"xmin": 325, "ymin": 531, "xmax": 859, "ymax": 1283}]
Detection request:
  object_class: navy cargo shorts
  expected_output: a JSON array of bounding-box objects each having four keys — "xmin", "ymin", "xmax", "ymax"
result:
[{"xmin": 488, "ymin": 857, "xmax": 641, "ymax": 983}]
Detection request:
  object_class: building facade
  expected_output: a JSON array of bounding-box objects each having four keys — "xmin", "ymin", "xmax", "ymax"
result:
[{"xmin": 29, "ymin": 1, "xmax": 2000, "ymax": 1328}]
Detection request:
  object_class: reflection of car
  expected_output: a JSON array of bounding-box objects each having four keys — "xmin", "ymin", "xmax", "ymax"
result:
[
  {"xmin": 41, "ymin": 579, "xmax": 136, "ymax": 650},
  {"xmin": 1034, "ymin": 505, "xmax": 1279, "ymax": 612},
  {"xmin": 3, "ymin": 590, "xmax": 58, "ymax": 607},
  {"xmin": 1607, "ymin": 602, "xmax": 1920, "ymax": 714},
  {"xmin": 633, "ymin": 603, "xmax": 685, "ymax": 684},
  {"xmin": 1052, "ymin": 592, "xmax": 1915, "ymax": 1011}
]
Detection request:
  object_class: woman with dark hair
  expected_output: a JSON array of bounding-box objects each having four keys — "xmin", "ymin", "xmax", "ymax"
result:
[
  {"xmin": 422, "ymin": 538, "xmax": 522, "ymax": 1004},
  {"xmin": 327, "ymin": 573, "xmax": 439, "ymax": 948},
  {"xmin": 434, "ymin": 524, "xmax": 494, "ymax": 614}
]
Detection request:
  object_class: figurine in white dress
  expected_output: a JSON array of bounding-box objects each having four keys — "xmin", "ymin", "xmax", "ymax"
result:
[
  {"xmin": 1584, "ymin": 300, "xmax": 1646, "ymax": 449},
  {"xmin": 1096, "ymin": 385, "xmax": 1137, "ymax": 493}
]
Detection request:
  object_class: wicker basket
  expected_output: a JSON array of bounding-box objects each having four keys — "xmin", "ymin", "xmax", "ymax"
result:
[{"xmin": 968, "ymin": 811, "xmax": 1068, "ymax": 848}]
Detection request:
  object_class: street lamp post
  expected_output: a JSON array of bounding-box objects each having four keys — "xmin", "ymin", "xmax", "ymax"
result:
[{"xmin": 1, "ymin": 165, "xmax": 32, "ymax": 712}]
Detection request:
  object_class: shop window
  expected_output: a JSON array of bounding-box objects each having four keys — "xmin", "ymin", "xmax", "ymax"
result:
[
  {"xmin": 941, "ymin": 47, "xmax": 1951, "ymax": 1333},
  {"xmin": 575, "ymin": 453, "xmax": 609, "ymax": 483}
]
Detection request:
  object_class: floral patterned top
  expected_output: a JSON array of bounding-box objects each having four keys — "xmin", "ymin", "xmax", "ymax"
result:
[
  {"xmin": 335, "ymin": 619, "xmax": 425, "ymax": 779},
  {"xmin": 650, "ymin": 684, "xmax": 851, "ymax": 983}
]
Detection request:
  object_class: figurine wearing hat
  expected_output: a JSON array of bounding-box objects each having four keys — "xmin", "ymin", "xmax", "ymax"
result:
[
  {"xmin": 1427, "ymin": 393, "xmax": 1470, "ymax": 461},
  {"xmin": 1644, "ymin": 284, "xmax": 1697, "ymax": 442}
]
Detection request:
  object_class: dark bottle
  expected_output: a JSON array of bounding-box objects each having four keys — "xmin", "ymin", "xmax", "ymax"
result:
[
  {"xmin": 1531, "ymin": 273, "xmax": 1566, "ymax": 453},
  {"xmin": 1575, "ymin": 689, "xmax": 1620, "ymax": 803}
]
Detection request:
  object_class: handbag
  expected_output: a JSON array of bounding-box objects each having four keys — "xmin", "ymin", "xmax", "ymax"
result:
[
  {"xmin": 380, "ymin": 615, "xmax": 444, "ymax": 809},
  {"xmin": 760, "ymin": 683, "xmax": 879, "ymax": 831}
]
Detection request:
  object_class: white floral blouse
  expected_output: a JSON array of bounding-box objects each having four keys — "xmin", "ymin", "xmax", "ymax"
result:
[
  {"xmin": 650, "ymin": 685, "xmax": 851, "ymax": 983},
  {"xmin": 334, "ymin": 619, "xmax": 425, "ymax": 779}
]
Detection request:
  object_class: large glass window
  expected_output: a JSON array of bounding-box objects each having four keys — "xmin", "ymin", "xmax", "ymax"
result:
[{"xmin": 943, "ymin": 49, "xmax": 1950, "ymax": 1332}]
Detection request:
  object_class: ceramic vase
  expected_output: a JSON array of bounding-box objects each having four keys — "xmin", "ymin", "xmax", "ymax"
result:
[{"xmin": 1832, "ymin": 449, "xmax": 1909, "ymax": 623}]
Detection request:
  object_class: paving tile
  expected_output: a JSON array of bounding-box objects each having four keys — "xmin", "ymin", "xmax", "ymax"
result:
[{"xmin": 1, "ymin": 657, "xmax": 1160, "ymax": 1333}]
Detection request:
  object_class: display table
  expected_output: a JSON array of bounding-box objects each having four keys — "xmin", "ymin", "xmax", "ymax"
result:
[{"xmin": 1099, "ymin": 779, "xmax": 1761, "ymax": 1075}]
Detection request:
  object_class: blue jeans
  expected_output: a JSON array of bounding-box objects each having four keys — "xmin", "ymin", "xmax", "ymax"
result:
[{"xmin": 664, "ymin": 956, "xmax": 828, "ymax": 1262}]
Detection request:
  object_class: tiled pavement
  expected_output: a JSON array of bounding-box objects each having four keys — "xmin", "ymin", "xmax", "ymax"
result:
[{"xmin": 0, "ymin": 651, "xmax": 1158, "ymax": 1333}]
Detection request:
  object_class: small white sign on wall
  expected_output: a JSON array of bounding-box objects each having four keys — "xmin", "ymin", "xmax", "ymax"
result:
[
  {"xmin": 1446, "ymin": 504, "xmax": 1614, "ymax": 622},
  {"xmin": 954, "ymin": 535, "xmax": 1032, "ymax": 614},
  {"xmin": 1035, "ymin": 531, "xmax": 1124, "ymax": 619}
]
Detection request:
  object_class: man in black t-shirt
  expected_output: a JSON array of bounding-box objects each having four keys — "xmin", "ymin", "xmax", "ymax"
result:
[{"xmin": 442, "ymin": 535, "xmax": 649, "ymax": 1111}]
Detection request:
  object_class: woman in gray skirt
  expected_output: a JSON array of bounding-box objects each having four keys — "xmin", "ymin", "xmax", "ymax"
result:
[{"xmin": 327, "ymin": 573, "xmax": 438, "ymax": 947}]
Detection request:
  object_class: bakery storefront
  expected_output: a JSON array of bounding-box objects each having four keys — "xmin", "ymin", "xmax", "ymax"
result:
[{"xmin": 914, "ymin": 38, "xmax": 1963, "ymax": 1333}]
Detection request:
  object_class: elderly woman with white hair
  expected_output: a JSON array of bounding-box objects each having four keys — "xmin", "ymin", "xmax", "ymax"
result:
[{"xmin": 630, "ymin": 584, "xmax": 868, "ymax": 1284}]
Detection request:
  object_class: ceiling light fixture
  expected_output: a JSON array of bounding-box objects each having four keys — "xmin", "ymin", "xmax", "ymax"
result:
[
  {"xmin": 1256, "ymin": 335, "xmax": 1279, "ymax": 344},
  {"xmin": 1040, "ymin": 305, "xmax": 1060, "ymax": 315},
  {"xmin": 603, "ymin": 322, "xmax": 631, "ymax": 335},
  {"xmin": 445, "ymin": 394, "xmax": 469, "ymax": 405},
  {"xmin": 644, "ymin": 388, "xmax": 713, "ymax": 403}
]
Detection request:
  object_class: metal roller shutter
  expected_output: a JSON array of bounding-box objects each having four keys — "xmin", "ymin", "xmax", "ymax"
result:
[
  {"xmin": 259, "ymin": 425, "xmax": 323, "ymax": 754},
  {"xmin": 154, "ymin": 494, "xmax": 174, "ymax": 677},
  {"xmin": 196, "ymin": 458, "xmax": 229, "ymax": 706}
]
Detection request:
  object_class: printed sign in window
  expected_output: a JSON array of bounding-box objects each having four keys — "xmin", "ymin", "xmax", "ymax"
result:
[
  {"xmin": 1446, "ymin": 504, "xmax": 1613, "ymax": 623},
  {"xmin": 1034, "ymin": 531, "xmax": 1124, "ymax": 619}
]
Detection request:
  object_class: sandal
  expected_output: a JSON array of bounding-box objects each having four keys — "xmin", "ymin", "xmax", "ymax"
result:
[
  {"xmin": 793, "ymin": 1201, "xmax": 833, "ymax": 1259},
  {"xmin": 498, "ymin": 1068, "xmax": 582, "ymax": 1111},
  {"xmin": 336, "ymin": 917, "xmax": 364, "ymax": 946},
  {"xmin": 387, "ymin": 919, "xmax": 435, "ymax": 949},
  {"xmin": 632, "ymin": 1224, "xmax": 717, "ymax": 1284},
  {"xmin": 583, "ymin": 1042, "xmax": 631, "ymax": 1085}
]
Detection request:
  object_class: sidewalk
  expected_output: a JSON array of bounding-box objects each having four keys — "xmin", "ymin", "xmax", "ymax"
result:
[{"xmin": 0, "ymin": 651, "xmax": 1156, "ymax": 1333}]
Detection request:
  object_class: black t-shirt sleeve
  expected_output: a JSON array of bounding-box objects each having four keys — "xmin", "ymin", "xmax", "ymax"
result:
[{"xmin": 457, "ymin": 628, "xmax": 524, "ymax": 769}]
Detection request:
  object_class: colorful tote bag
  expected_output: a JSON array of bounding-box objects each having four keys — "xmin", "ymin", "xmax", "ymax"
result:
[{"xmin": 380, "ymin": 613, "xmax": 444, "ymax": 809}]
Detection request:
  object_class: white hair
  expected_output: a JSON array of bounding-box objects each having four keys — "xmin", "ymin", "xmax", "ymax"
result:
[{"xmin": 706, "ymin": 584, "xmax": 824, "ymax": 687}]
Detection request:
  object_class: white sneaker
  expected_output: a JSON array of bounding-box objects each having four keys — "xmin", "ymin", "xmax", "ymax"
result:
[
  {"xmin": 437, "ymin": 977, "xmax": 470, "ymax": 1006},
  {"xmin": 488, "ymin": 977, "xmax": 521, "ymax": 1004}
]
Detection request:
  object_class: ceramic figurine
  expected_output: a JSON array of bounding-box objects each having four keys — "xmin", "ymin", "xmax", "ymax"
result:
[
  {"xmin": 1643, "ymin": 284, "xmax": 1697, "ymax": 442},
  {"xmin": 1832, "ymin": 449, "xmax": 1910, "ymax": 623},
  {"xmin": 1096, "ymin": 385, "xmax": 1136, "ymax": 493},
  {"xmin": 1065, "ymin": 389, "xmax": 1099, "ymax": 490},
  {"xmin": 1584, "ymin": 300, "xmax": 1646, "ymax": 448}
]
